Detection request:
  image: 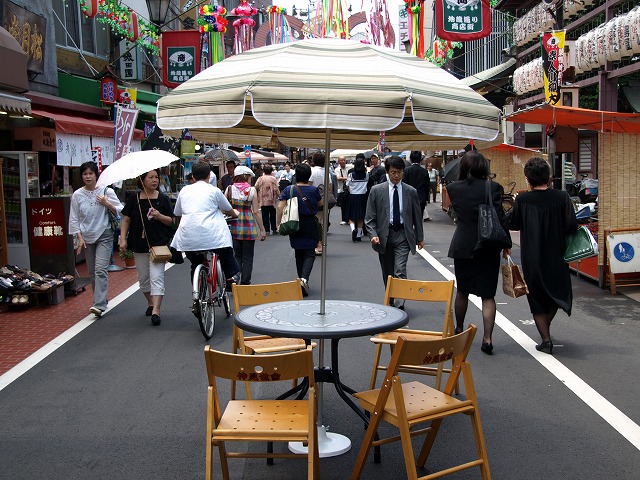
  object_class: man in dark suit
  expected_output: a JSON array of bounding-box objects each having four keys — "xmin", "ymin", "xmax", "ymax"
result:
[
  {"xmin": 403, "ymin": 151, "xmax": 432, "ymax": 222},
  {"xmin": 365, "ymin": 157, "xmax": 424, "ymax": 296}
]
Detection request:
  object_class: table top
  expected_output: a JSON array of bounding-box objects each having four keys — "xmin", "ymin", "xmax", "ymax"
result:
[{"xmin": 234, "ymin": 300, "xmax": 408, "ymax": 339}]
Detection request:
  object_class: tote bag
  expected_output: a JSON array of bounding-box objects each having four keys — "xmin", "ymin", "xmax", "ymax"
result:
[
  {"xmin": 279, "ymin": 189, "xmax": 300, "ymax": 235},
  {"xmin": 475, "ymin": 180, "xmax": 511, "ymax": 250},
  {"xmin": 564, "ymin": 225, "xmax": 598, "ymax": 262}
]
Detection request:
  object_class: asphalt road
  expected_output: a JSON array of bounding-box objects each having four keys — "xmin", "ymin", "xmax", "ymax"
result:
[{"xmin": 1, "ymin": 206, "xmax": 639, "ymax": 479}]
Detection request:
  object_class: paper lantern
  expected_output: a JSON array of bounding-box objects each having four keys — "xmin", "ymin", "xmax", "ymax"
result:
[
  {"xmin": 605, "ymin": 17, "xmax": 622, "ymax": 62},
  {"xmin": 619, "ymin": 10, "xmax": 634, "ymax": 59},
  {"xmin": 631, "ymin": 7, "xmax": 640, "ymax": 54},
  {"xmin": 128, "ymin": 10, "xmax": 139, "ymax": 42},
  {"xmin": 79, "ymin": 0, "xmax": 99, "ymax": 18},
  {"xmin": 594, "ymin": 24, "xmax": 607, "ymax": 67}
]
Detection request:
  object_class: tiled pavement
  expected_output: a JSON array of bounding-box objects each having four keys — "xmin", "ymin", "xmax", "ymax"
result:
[{"xmin": 0, "ymin": 259, "xmax": 139, "ymax": 376}]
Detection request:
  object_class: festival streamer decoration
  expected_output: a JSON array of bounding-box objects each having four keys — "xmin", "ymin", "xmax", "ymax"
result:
[
  {"xmin": 403, "ymin": 0, "xmax": 425, "ymax": 56},
  {"xmin": 317, "ymin": 0, "xmax": 350, "ymax": 39},
  {"xmin": 364, "ymin": 0, "xmax": 393, "ymax": 47},
  {"xmin": 198, "ymin": 4, "xmax": 227, "ymax": 68},
  {"xmin": 268, "ymin": 6, "xmax": 293, "ymax": 44},
  {"xmin": 230, "ymin": 1, "xmax": 257, "ymax": 54},
  {"xmin": 87, "ymin": 1, "xmax": 160, "ymax": 56}
]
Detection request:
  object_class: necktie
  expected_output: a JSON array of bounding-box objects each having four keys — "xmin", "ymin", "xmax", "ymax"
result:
[{"xmin": 393, "ymin": 185, "xmax": 400, "ymax": 229}]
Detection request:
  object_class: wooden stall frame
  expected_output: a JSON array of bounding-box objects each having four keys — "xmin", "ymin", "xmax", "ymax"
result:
[{"xmin": 603, "ymin": 228, "xmax": 640, "ymax": 295}]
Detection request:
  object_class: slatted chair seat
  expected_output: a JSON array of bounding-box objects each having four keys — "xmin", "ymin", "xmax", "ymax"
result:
[{"xmin": 243, "ymin": 336, "xmax": 308, "ymax": 355}]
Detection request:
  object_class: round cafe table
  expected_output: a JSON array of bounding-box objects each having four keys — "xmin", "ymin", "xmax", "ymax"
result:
[{"xmin": 234, "ymin": 299, "xmax": 408, "ymax": 457}]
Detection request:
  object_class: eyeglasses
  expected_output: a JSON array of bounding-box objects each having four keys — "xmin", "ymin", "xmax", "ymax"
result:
[{"xmin": 388, "ymin": 170, "xmax": 403, "ymax": 176}]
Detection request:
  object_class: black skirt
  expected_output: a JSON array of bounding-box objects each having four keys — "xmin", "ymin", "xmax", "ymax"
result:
[
  {"xmin": 454, "ymin": 248, "xmax": 501, "ymax": 298},
  {"xmin": 346, "ymin": 193, "xmax": 367, "ymax": 221}
]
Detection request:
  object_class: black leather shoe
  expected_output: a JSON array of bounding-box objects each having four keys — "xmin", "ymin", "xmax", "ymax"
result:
[
  {"xmin": 454, "ymin": 326, "xmax": 463, "ymax": 335},
  {"xmin": 352, "ymin": 230, "xmax": 357, "ymax": 242},
  {"xmin": 536, "ymin": 340, "xmax": 553, "ymax": 354},
  {"xmin": 145, "ymin": 306, "xmax": 153, "ymax": 316},
  {"xmin": 481, "ymin": 342, "xmax": 494, "ymax": 355},
  {"xmin": 151, "ymin": 314, "xmax": 161, "ymax": 326}
]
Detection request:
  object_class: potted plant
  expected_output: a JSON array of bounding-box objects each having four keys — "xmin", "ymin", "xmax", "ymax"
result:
[{"xmin": 118, "ymin": 250, "xmax": 136, "ymax": 268}]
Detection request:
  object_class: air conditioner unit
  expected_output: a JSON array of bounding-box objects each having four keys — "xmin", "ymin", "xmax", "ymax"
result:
[{"xmin": 503, "ymin": 105, "xmax": 514, "ymax": 145}]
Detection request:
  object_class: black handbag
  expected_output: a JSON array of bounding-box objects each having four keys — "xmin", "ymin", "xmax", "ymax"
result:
[{"xmin": 475, "ymin": 180, "xmax": 511, "ymax": 250}]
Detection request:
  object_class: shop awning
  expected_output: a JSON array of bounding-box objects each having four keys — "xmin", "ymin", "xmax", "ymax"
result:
[
  {"xmin": 505, "ymin": 104, "xmax": 640, "ymax": 134},
  {"xmin": 0, "ymin": 26, "xmax": 28, "ymax": 92},
  {"xmin": 31, "ymin": 108, "xmax": 145, "ymax": 139},
  {"xmin": 462, "ymin": 58, "xmax": 516, "ymax": 94},
  {"xmin": 0, "ymin": 90, "xmax": 31, "ymax": 114}
]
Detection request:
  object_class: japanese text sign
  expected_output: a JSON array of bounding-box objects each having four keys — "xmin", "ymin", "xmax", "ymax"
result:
[
  {"xmin": 27, "ymin": 199, "xmax": 67, "ymax": 256},
  {"xmin": 435, "ymin": 0, "xmax": 492, "ymax": 42}
]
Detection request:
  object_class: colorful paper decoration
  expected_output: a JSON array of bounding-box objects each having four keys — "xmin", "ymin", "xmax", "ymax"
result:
[
  {"xmin": 268, "ymin": 6, "xmax": 293, "ymax": 44},
  {"xmin": 364, "ymin": 0, "xmax": 392, "ymax": 46},
  {"xmin": 230, "ymin": 1, "xmax": 257, "ymax": 54},
  {"xmin": 198, "ymin": 4, "xmax": 227, "ymax": 68},
  {"xmin": 426, "ymin": 38, "xmax": 462, "ymax": 67}
]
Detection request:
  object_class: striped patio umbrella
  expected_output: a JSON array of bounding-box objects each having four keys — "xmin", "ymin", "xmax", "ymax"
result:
[
  {"xmin": 157, "ymin": 38, "xmax": 502, "ymax": 307},
  {"xmin": 156, "ymin": 38, "xmax": 501, "ymax": 151}
]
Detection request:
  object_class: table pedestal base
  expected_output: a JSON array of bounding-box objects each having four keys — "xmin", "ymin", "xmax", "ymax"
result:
[{"xmin": 288, "ymin": 425, "xmax": 351, "ymax": 458}]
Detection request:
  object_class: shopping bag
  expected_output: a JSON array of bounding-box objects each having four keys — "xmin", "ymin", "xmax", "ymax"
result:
[
  {"xmin": 501, "ymin": 255, "xmax": 528, "ymax": 298},
  {"xmin": 564, "ymin": 225, "xmax": 598, "ymax": 262},
  {"xmin": 279, "ymin": 195, "xmax": 299, "ymax": 235}
]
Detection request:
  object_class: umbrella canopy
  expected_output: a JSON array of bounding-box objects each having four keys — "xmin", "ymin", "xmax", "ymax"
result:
[
  {"xmin": 204, "ymin": 148, "xmax": 240, "ymax": 164},
  {"xmin": 96, "ymin": 151, "xmax": 180, "ymax": 188},
  {"xmin": 443, "ymin": 157, "xmax": 461, "ymax": 184},
  {"xmin": 157, "ymin": 38, "xmax": 501, "ymax": 150}
]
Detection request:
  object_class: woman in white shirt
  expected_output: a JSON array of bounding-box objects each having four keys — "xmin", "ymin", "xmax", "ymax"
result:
[{"xmin": 69, "ymin": 161, "xmax": 123, "ymax": 317}]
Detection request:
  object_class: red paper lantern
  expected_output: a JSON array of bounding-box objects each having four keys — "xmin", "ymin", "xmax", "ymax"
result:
[
  {"xmin": 80, "ymin": 0, "xmax": 99, "ymax": 19},
  {"xmin": 128, "ymin": 10, "xmax": 140, "ymax": 42}
]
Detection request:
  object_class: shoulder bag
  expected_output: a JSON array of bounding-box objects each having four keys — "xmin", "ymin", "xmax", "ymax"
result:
[
  {"xmin": 564, "ymin": 225, "xmax": 598, "ymax": 262},
  {"xmin": 475, "ymin": 180, "xmax": 511, "ymax": 251},
  {"xmin": 103, "ymin": 187, "xmax": 121, "ymax": 231},
  {"xmin": 137, "ymin": 196, "xmax": 172, "ymax": 263},
  {"xmin": 278, "ymin": 186, "xmax": 300, "ymax": 235}
]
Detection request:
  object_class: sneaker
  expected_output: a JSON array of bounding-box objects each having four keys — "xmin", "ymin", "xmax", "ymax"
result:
[
  {"xmin": 300, "ymin": 278, "xmax": 310, "ymax": 297},
  {"xmin": 151, "ymin": 314, "xmax": 161, "ymax": 326},
  {"xmin": 340, "ymin": 221, "xmax": 347, "ymax": 225},
  {"xmin": 89, "ymin": 306, "xmax": 103, "ymax": 317}
]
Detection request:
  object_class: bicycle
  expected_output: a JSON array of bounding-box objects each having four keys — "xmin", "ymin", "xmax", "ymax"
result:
[{"xmin": 192, "ymin": 250, "xmax": 231, "ymax": 340}]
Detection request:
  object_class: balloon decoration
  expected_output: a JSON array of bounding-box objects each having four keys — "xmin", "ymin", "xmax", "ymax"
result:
[
  {"xmin": 230, "ymin": 1, "xmax": 257, "ymax": 54},
  {"xmin": 268, "ymin": 6, "xmax": 293, "ymax": 44},
  {"xmin": 364, "ymin": 0, "xmax": 392, "ymax": 46},
  {"xmin": 88, "ymin": 0, "xmax": 160, "ymax": 56},
  {"xmin": 198, "ymin": 5, "xmax": 228, "ymax": 68}
]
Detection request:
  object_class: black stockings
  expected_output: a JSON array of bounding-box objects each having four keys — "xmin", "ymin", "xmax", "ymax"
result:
[
  {"xmin": 454, "ymin": 291, "xmax": 496, "ymax": 344},
  {"xmin": 533, "ymin": 307, "xmax": 558, "ymax": 343}
]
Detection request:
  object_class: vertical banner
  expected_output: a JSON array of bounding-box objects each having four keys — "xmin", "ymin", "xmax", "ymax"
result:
[
  {"xmin": 91, "ymin": 146, "xmax": 103, "ymax": 171},
  {"xmin": 161, "ymin": 31, "xmax": 202, "ymax": 88},
  {"xmin": 435, "ymin": 0, "xmax": 492, "ymax": 42},
  {"xmin": 114, "ymin": 105, "xmax": 140, "ymax": 162},
  {"xmin": 541, "ymin": 30, "xmax": 566, "ymax": 105}
]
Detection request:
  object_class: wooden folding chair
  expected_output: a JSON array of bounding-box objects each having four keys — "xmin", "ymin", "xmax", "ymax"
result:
[
  {"xmin": 231, "ymin": 280, "xmax": 311, "ymax": 400},
  {"xmin": 204, "ymin": 346, "xmax": 319, "ymax": 480},
  {"xmin": 369, "ymin": 277, "xmax": 455, "ymax": 390},
  {"xmin": 351, "ymin": 325, "xmax": 491, "ymax": 480}
]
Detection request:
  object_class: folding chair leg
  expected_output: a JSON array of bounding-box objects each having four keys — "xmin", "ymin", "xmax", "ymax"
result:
[
  {"xmin": 416, "ymin": 418, "xmax": 444, "ymax": 468},
  {"xmin": 393, "ymin": 379, "xmax": 419, "ymax": 480},
  {"xmin": 206, "ymin": 442, "xmax": 213, "ymax": 480},
  {"xmin": 463, "ymin": 364, "xmax": 491, "ymax": 480},
  {"xmin": 369, "ymin": 343, "xmax": 383, "ymax": 389},
  {"xmin": 350, "ymin": 395, "xmax": 386, "ymax": 479},
  {"xmin": 216, "ymin": 442, "xmax": 231, "ymax": 480}
]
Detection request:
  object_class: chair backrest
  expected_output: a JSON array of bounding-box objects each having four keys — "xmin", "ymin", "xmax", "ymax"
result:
[
  {"xmin": 383, "ymin": 277, "xmax": 455, "ymax": 334},
  {"xmin": 232, "ymin": 279, "xmax": 303, "ymax": 313},
  {"xmin": 386, "ymin": 325, "xmax": 477, "ymax": 394},
  {"xmin": 204, "ymin": 346, "xmax": 315, "ymax": 387}
]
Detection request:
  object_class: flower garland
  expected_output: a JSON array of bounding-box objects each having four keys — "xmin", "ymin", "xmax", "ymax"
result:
[
  {"xmin": 79, "ymin": 0, "xmax": 160, "ymax": 56},
  {"xmin": 198, "ymin": 5, "xmax": 227, "ymax": 68},
  {"xmin": 426, "ymin": 38, "xmax": 462, "ymax": 67},
  {"xmin": 230, "ymin": 1, "xmax": 257, "ymax": 54}
]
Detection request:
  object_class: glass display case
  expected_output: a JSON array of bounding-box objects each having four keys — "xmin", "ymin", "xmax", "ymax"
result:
[{"xmin": 0, "ymin": 152, "xmax": 39, "ymax": 268}]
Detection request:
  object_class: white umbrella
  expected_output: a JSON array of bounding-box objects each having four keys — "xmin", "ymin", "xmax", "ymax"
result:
[
  {"xmin": 96, "ymin": 150, "xmax": 180, "ymax": 188},
  {"xmin": 157, "ymin": 38, "xmax": 502, "ymax": 308}
]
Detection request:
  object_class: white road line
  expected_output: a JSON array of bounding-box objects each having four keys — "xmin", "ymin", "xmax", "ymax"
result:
[
  {"xmin": 418, "ymin": 248, "xmax": 640, "ymax": 451},
  {"xmin": 0, "ymin": 262, "xmax": 176, "ymax": 392}
]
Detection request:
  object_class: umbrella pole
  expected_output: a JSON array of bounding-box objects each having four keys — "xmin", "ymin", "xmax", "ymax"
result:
[{"xmin": 320, "ymin": 128, "xmax": 331, "ymax": 315}]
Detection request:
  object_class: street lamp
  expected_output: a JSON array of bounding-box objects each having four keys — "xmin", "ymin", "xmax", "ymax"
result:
[{"xmin": 145, "ymin": 0, "xmax": 171, "ymax": 27}]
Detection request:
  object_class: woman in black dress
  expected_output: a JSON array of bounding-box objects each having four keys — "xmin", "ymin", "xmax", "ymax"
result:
[
  {"xmin": 447, "ymin": 151, "xmax": 511, "ymax": 354},
  {"xmin": 507, "ymin": 157, "xmax": 577, "ymax": 354}
]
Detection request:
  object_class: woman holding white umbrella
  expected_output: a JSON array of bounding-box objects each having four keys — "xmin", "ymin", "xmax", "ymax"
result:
[
  {"xmin": 119, "ymin": 170, "xmax": 174, "ymax": 326},
  {"xmin": 69, "ymin": 161, "xmax": 123, "ymax": 317}
]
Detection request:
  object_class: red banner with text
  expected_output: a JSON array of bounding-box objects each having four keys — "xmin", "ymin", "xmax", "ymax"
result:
[
  {"xmin": 435, "ymin": 0, "xmax": 492, "ymax": 42},
  {"xmin": 162, "ymin": 31, "xmax": 202, "ymax": 89}
]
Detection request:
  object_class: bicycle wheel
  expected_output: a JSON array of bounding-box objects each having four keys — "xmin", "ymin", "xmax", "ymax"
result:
[
  {"xmin": 197, "ymin": 266, "xmax": 216, "ymax": 339},
  {"xmin": 215, "ymin": 259, "xmax": 231, "ymax": 317}
]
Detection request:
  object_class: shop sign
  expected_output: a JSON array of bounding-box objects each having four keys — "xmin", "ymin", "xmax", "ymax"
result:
[
  {"xmin": 435, "ymin": 0, "xmax": 491, "ymax": 42},
  {"xmin": 3, "ymin": 1, "xmax": 45, "ymax": 73},
  {"xmin": 27, "ymin": 199, "xmax": 67, "ymax": 256},
  {"xmin": 119, "ymin": 39, "xmax": 142, "ymax": 81},
  {"xmin": 541, "ymin": 30, "xmax": 565, "ymax": 105},
  {"xmin": 91, "ymin": 146, "xmax": 103, "ymax": 171},
  {"xmin": 162, "ymin": 31, "xmax": 201, "ymax": 88},
  {"xmin": 56, "ymin": 133, "xmax": 92, "ymax": 167},
  {"xmin": 13, "ymin": 127, "xmax": 56, "ymax": 152},
  {"xmin": 114, "ymin": 105, "xmax": 140, "ymax": 162},
  {"xmin": 398, "ymin": 6, "xmax": 409, "ymax": 50}
]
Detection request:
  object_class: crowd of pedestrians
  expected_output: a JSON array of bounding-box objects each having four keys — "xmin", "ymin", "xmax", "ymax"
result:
[{"xmin": 75, "ymin": 150, "xmax": 573, "ymax": 355}]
